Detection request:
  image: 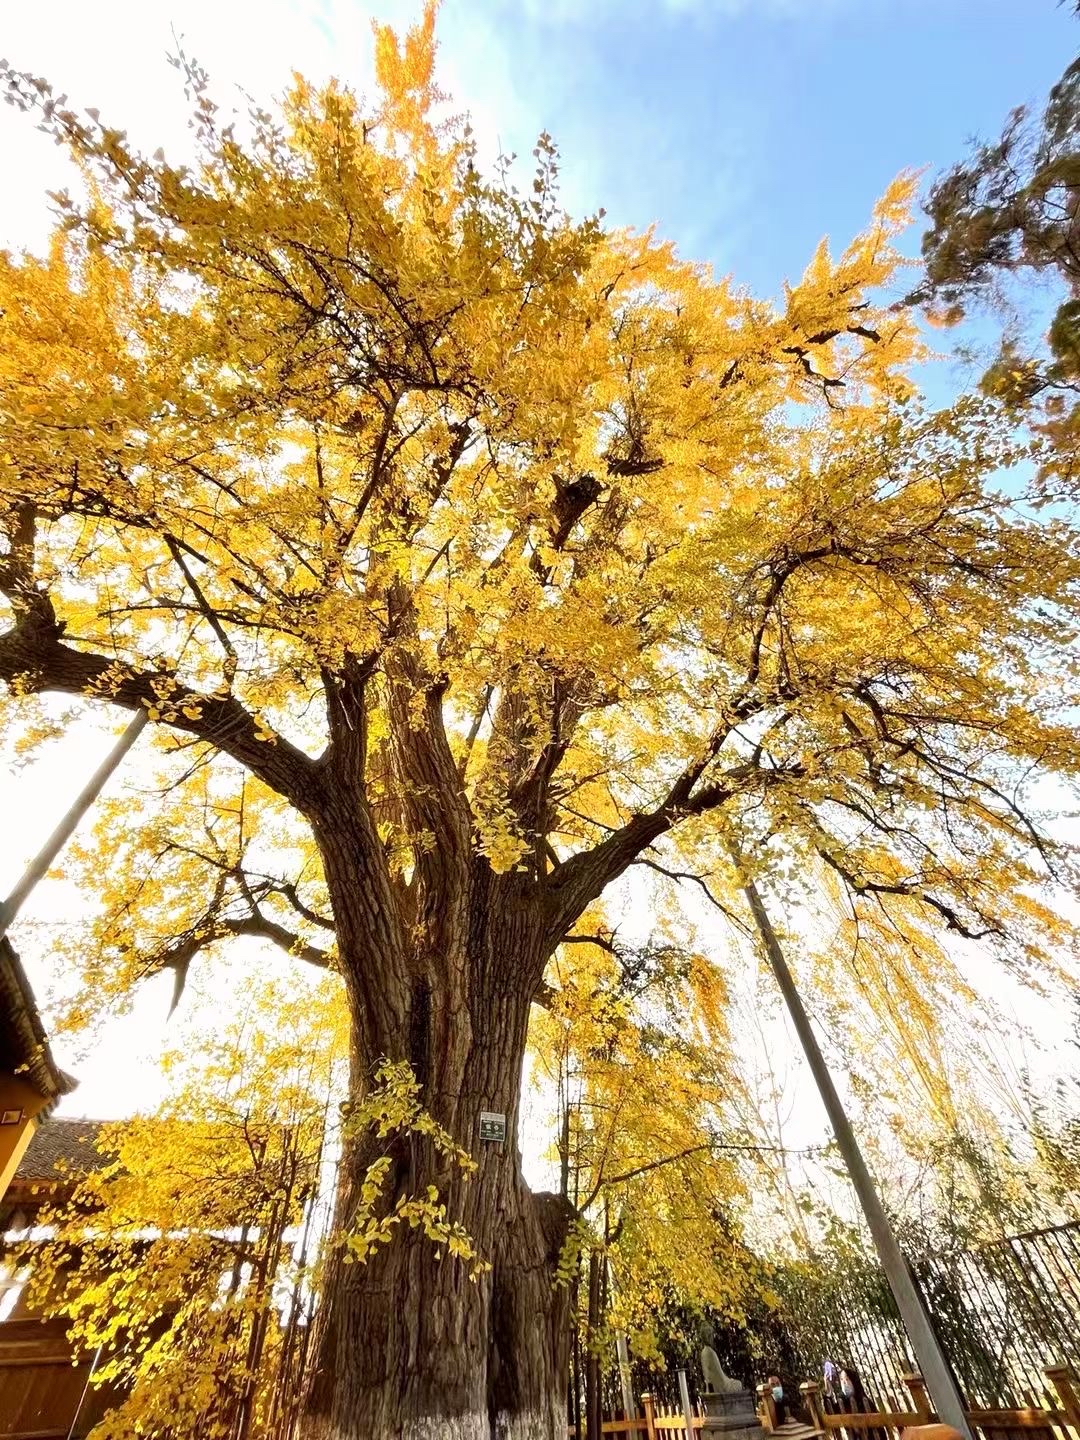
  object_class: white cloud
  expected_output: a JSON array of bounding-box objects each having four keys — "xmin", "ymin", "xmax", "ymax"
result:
[
  {"xmin": 499, "ymin": 0, "xmax": 849, "ymax": 24},
  {"xmin": 0, "ymin": 0, "xmax": 549, "ymax": 251}
]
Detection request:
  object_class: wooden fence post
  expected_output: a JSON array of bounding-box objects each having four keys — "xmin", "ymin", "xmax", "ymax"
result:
[
  {"xmin": 801, "ymin": 1381, "xmax": 826, "ymax": 1431},
  {"xmin": 758, "ymin": 1383, "xmax": 779, "ymax": 1433},
  {"xmin": 903, "ymin": 1373, "xmax": 934, "ymax": 1424},
  {"xmin": 642, "ymin": 1392, "xmax": 658, "ymax": 1440},
  {"xmin": 1046, "ymin": 1367, "xmax": 1080, "ymax": 1436}
]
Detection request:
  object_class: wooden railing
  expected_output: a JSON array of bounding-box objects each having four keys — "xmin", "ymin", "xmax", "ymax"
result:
[
  {"xmin": 785, "ymin": 1367, "xmax": 1080, "ymax": 1440},
  {"xmin": 571, "ymin": 1364, "xmax": 1080, "ymax": 1440},
  {"xmin": 569, "ymin": 1392, "xmax": 715, "ymax": 1435}
]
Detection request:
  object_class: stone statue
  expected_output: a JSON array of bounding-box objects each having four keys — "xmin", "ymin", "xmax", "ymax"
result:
[
  {"xmin": 701, "ymin": 1346, "xmax": 742, "ymax": 1395},
  {"xmin": 697, "ymin": 1347, "xmax": 760, "ymax": 1438}
]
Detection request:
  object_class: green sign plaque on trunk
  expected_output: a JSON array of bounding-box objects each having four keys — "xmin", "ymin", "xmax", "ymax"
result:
[{"xmin": 479, "ymin": 1111, "xmax": 506, "ymax": 1143}]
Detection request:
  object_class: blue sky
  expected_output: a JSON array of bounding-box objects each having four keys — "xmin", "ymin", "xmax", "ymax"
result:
[
  {"xmin": 430, "ymin": 1, "xmax": 1077, "ymax": 296},
  {"xmin": 4, "ymin": 0, "xmax": 1076, "ymax": 300}
]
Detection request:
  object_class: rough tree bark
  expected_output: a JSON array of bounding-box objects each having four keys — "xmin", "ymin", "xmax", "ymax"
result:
[{"xmin": 301, "ymin": 841, "xmax": 575, "ymax": 1440}]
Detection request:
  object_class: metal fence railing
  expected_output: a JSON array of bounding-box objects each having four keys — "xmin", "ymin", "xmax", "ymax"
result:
[{"xmin": 775, "ymin": 1220, "xmax": 1080, "ymax": 1411}]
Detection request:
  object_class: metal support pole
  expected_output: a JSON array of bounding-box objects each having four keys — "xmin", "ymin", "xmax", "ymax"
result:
[
  {"xmin": 605, "ymin": 1255, "xmax": 637, "ymax": 1421},
  {"xmin": 678, "ymin": 1368, "xmax": 696, "ymax": 1440},
  {"xmin": 615, "ymin": 1326, "xmax": 637, "ymax": 1422},
  {"xmin": 65, "ymin": 1343, "xmax": 102, "ymax": 1440},
  {"xmin": 739, "ymin": 870, "xmax": 974, "ymax": 1440},
  {"xmin": 0, "ymin": 712, "xmax": 147, "ymax": 942}
]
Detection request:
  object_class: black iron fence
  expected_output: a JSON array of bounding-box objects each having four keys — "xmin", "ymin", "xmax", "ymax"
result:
[{"xmin": 776, "ymin": 1220, "xmax": 1080, "ymax": 1411}]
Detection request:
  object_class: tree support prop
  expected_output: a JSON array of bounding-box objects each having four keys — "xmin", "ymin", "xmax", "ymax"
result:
[
  {"xmin": 739, "ymin": 870, "xmax": 975, "ymax": 1440},
  {"xmin": 0, "ymin": 711, "xmax": 147, "ymax": 942}
]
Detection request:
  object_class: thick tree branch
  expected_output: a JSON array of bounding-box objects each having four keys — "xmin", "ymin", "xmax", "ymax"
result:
[
  {"xmin": 561, "ymin": 933, "xmax": 620, "ymax": 955},
  {"xmin": 482, "ymin": 483, "xmax": 629, "ymax": 822},
  {"xmin": 542, "ymin": 807, "xmax": 677, "ymax": 948},
  {"xmin": 0, "ymin": 593, "xmax": 317, "ymax": 807},
  {"xmin": 220, "ymin": 913, "xmax": 332, "ymax": 968},
  {"xmin": 320, "ymin": 656, "xmax": 375, "ymax": 792},
  {"xmin": 541, "ymin": 748, "xmax": 810, "ymax": 948},
  {"xmin": 0, "ymin": 502, "xmax": 37, "ymax": 606},
  {"xmin": 249, "ymin": 876, "xmax": 335, "ymax": 933},
  {"xmin": 153, "ymin": 909, "xmax": 332, "ymax": 1016},
  {"xmin": 541, "ymin": 719, "xmax": 744, "ymax": 944},
  {"xmin": 381, "ymin": 580, "xmax": 474, "ymax": 973}
]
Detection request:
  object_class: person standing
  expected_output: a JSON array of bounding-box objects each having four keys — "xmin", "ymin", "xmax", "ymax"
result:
[
  {"xmin": 840, "ymin": 1365, "xmax": 884, "ymax": 1440},
  {"xmin": 824, "ymin": 1360, "xmax": 841, "ymax": 1413},
  {"xmin": 766, "ymin": 1375, "xmax": 788, "ymax": 1427}
]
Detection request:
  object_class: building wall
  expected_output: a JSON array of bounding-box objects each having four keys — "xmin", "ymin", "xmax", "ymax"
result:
[{"xmin": 0, "ymin": 1074, "xmax": 50, "ymax": 1201}]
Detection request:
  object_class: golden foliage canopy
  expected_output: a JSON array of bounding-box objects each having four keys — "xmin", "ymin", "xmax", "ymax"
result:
[{"xmin": 0, "ymin": 3, "xmax": 1077, "ymax": 1212}]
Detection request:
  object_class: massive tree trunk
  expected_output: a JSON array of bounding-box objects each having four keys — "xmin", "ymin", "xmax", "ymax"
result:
[
  {"xmin": 305, "ymin": 1123, "xmax": 571, "ymax": 1440},
  {"xmin": 301, "ymin": 826, "xmax": 574, "ymax": 1440}
]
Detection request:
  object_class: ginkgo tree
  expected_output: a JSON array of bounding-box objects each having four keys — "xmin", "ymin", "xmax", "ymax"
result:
[
  {"xmin": 22, "ymin": 973, "xmax": 346, "ymax": 1440},
  {"xmin": 2, "ymin": 6, "xmax": 1080, "ymax": 1437},
  {"xmin": 530, "ymin": 927, "xmax": 773, "ymax": 1433}
]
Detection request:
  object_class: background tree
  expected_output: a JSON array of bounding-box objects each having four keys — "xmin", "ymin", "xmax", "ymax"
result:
[
  {"xmin": 22, "ymin": 973, "xmax": 345, "ymax": 1440},
  {"xmin": 2, "ymin": 8, "xmax": 1080, "ymax": 1438},
  {"xmin": 530, "ymin": 930, "xmax": 770, "ymax": 1433},
  {"xmin": 919, "ymin": 12, "xmax": 1080, "ymax": 496}
]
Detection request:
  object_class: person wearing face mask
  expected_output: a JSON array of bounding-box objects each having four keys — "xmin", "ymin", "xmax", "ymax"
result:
[
  {"xmin": 766, "ymin": 1374, "xmax": 788, "ymax": 1427},
  {"xmin": 839, "ymin": 1365, "xmax": 884, "ymax": 1440},
  {"xmin": 839, "ymin": 1366, "xmax": 866, "ymax": 1411}
]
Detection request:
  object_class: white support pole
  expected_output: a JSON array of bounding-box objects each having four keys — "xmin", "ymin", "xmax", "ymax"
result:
[
  {"xmin": 0, "ymin": 712, "xmax": 147, "ymax": 942},
  {"xmin": 615, "ymin": 1327, "xmax": 637, "ymax": 1422},
  {"xmin": 739, "ymin": 870, "xmax": 975, "ymax": 1440},
  {"xmin": 606, "ymin": 1256, "xmax": 637, "ymax": 1422},
  {"xmin": 678, "ymin": 1368, "xmax": 696, "ymax": 1440}
]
